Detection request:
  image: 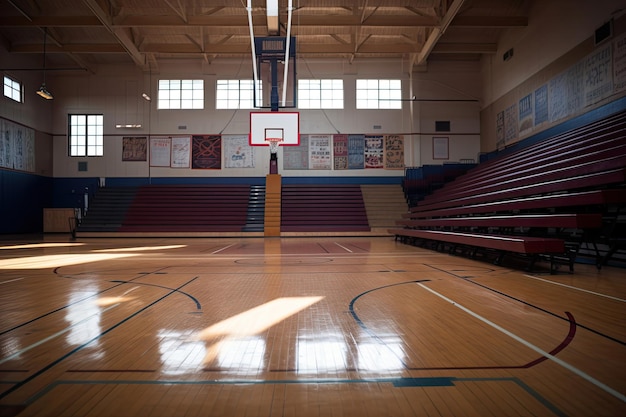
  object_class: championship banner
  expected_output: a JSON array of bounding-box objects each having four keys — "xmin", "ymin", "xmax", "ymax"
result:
[
  {"xmin": 122, "ymin": 137, "xmax": 147, "ymax": 161},
  {"xmin": 518, "ymin": 93, "xmax": 533, "ymax": 135},
  {"xmin": 504, "ymin": 103, "xmax": 518, "ymax": 145},
  {"xmin": 333, "ymin": 134, "xmax": 348, "ymax": 170},
  {"xmin": 309, "ymin": 134, "xmax": 332, "ymax": 170},
  {"xmin": 496, "ymin": 110, "xmax": 505, "ymax": 149},
  {"xmin": 364, "ymin": 135, "xmax": 383, "ymax": 169},
  {"xmin": 284, "ymin": 135, "xmax": 309, "ymax": 170},
  {"xmin": 192, "ymin": 135, "xmax": 221, "ymax": 169},
  {"xmin": 347, "ymin": 134, "xmax": 364, "ymax": 169},
  {"xmin": 223, "ymin": 135, "xmax": 255, "ymax": 168},
  {"xmin": 0, "ymin": 118, "xmax": 35, "ymax": 172},
  {"xmin": 584, "ymin": 43, "xmax": 612, "ymax": 106},
  {"xmin": 149, "ymin": 137, "xmax": 171, "ymax": 167},
  {"xmin": 615, "ymin": 32, "xmax": 626, "ymax": 93},
  {"xmin": 534, "ymin": 84, "xmax": 548, "ymax": 126},
  {"xmin": 384, "ymin": 135, "xmax": 404, "ymax": 169},
  {"xmin": 171, "ymin": 136, "xmax": 191, "ymax": 168}
]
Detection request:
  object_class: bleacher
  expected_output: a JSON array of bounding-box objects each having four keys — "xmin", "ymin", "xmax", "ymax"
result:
[
  {"xmin": 403, "ymin": 163, "xmax": 476, "ymax": 205},
  {"xmin": 118, "ymin": 184, "xmax": 252, "ymax": 232},
  {"xmin": 76, "ymin": 183, "xmax": 407, "ymax": 237},
  {"xmin": 77, "ymin": 187, "xmax": 137, "ymax": 232},
  {"xmin": 281, "ymin": 184, "xmax": 370, "ymax": 232},
  {"xmin": 389, "ymin": 111, "xmax": 626, "ymax": 273}
]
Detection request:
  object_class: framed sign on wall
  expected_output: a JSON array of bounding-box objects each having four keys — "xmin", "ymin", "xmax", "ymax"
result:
[{"xmin": 433, "ymin": 136, "xmax": 449, "ymax": 160}]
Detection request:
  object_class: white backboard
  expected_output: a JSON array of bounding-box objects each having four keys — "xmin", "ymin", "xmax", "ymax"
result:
[{"xmin": 249, "ymin": 112, "xmax": 300, "ymax": 146}]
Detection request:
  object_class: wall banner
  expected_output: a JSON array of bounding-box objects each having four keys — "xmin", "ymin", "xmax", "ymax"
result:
[
  {"xmin": 149, "ymin": 137, "xmax": 171, "ymax": 167},
  {"xmin": 384, "ymin": 135, "xmax": 404, "ymax": 169},
  {"xmin": 192, "ymin": 135, "xmax": 221, "ymax": 169},
  {"xmin": 284, "ymin": 135, "xmax": 309, "ymax": 170},
  {"xmin": 348, "ymin": 134, "xmax": 364, "ymax": 169},
  {"xmin": 171, "ymin": 136, "xmax": 191, "ymax": 168},
  {"xmin": 122, "ymin": 137, "xmax": 147, "ymax": 161},
  {"xmin": 333, "ymin": 134, "xmax": 348, "ymax": 170},
  {"xmin": 309, "ymin": 134, "xmax": 332, "ymax": 170},
  {"xmin": 224, "ymin": 135, "xmax": 254, "ymax": 168}
]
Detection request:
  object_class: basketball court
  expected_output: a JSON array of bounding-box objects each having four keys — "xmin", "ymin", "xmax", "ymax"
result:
[{"xmin": 0, "ymin": 235, "xmax": 624, "ymax": 416}]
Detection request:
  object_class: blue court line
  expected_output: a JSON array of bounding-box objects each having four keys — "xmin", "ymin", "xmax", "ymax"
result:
[
  {"xmin": 0, "ymin": 277, "xmax": 199, "ymax": 401},
  {"xmin": 23, "ymin": 376, "xmax": 565, "ymax": 416},
  {"xmin": 0, "ymin": 267, "xmax": 170, "ymax": 336},
  {"xmin": 1, "ymin": 280, "xmax": 125, "ymax": 337},
  {"xmin": 454, "ymin": 377, "xmax": 567, "ymax": 417}
]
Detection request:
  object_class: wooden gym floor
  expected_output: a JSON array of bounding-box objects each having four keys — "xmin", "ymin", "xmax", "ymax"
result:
[{"xmin": 0, "ymin": 235, "xmax": 624, "ymax": 416}]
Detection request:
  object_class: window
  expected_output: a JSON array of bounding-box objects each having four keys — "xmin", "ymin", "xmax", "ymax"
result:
[
  {"xmin": 356, "ymin": 79, "xmax": 402, "ymax": 109},
  {"xmin": 3, "ymin": 75, "xmax": 22, "ymax": 102},
  {"xmin": 298, "ymin": 79, "xmax": 343, "ymax": 109},
  {"xmin": 158, "ymin": 79, "xmax": 204, "ymax": 109},
  {"xmin": 69, "ymin": 114, "xmax": 103, "ymax": 156},
  {"xmin": 216, "ymin": 80, "xmax": 261, "ymax": 109}
]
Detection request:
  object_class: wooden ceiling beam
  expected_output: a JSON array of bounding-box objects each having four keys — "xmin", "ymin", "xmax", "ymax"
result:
[
  {"xmin": 0, "ymin": 14, "xmax": 527, "ymax": 29},
  {"xmin": 0, "ymin": 16, "xmax": 103, "ymax": 26},
  {"xmin": 81, "ymin": 0, "xmax": 146, "ymax": 67},
  {"xmin": 162, "ymin": 0, "xmax": 188, "ymax": 23},
  {"xmin": 451, "ymin": 15, "xmax": 528, "ymax": 27},
  {"xmin": 10, "ymin": 40, "xmax": 497, "ymax": 56},
  {"xmin": 432, "ymin": 42, "xmax": 497, "ymax": 54},
  {"xmin": 114, "ymin": 14, "xmax": 441, "ymax": 27},
  {"xmin": 11, "ymin": 43, "xmax": 128, "ymax": 53},
  {"xmin": 417, "ymin": 0, "xmax": 466, "ymax": 66}
]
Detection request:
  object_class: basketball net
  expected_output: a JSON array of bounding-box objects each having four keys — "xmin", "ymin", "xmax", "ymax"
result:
[{"xmin": 266, "ymin": 138, "xmax": 283, "ymax": 154}]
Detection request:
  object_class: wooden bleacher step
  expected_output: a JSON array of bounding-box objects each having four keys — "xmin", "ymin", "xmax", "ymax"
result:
[
  {"xmin": 243, "ymin": 185, "xmax": 265, "ymax": 232},
  {"xmin": 118, "ymin": 184, "xmax": 250, "ymax": 232},
  {"xmin": 281, "ymin": 184, "xmax": 370, "ymax": 233},
  {"xmin": 76, "ymin": 186, "xmax": 137, "ymax": 232},
  {"xmin": 360, "ymin": 184, "xmax": 408, "ymax": 230},
  {"xmin": 391, "ymin": 110, "xmax": 626, "ymax": 272}
]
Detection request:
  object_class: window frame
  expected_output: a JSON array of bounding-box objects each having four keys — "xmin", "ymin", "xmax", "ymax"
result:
[
  {"xmin": 157, "ymin": 79, "xmax": 205, "ymax": 110},
  {"xmin": 215, "ymin": 79, "xmax": 262, "ymax": 109},
  {"xmin": 68, "ymin": 114, "xmax": 104, "ymax": 157},
  {"xmin": 355, "ymin": 79, "xmax": 402, "ymax": 109},
  {"xmin": 3, "ymin": 74, "xmax": 23, "ymax": 103},
  {"xmin": 297, "ymin": 79, "xmax": 344, "ymax": 109}
]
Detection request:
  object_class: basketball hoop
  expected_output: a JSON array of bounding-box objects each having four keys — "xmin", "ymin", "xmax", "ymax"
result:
[
  {"xmin": 249, "ymin": 113, "xmax": 298, "ymax": 175},
  {"xmin": 249, "ymin": 113, "xmax": 299, "ymax": 156},
  {"xmin": 266, "ymin": 137, "xmax": 283, "ymax": 154},
  {"xmin": 264, "ymin": 127, "xmax": 284, "ymax": 154}
]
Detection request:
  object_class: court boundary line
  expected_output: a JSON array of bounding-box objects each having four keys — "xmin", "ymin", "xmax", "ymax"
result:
[
  {"xmin": 0, "ymin": 277, "xmax": 199, "ymax": 401},
  {"xmin": 349, "ymin": 281, "xmax": 577, "ymax": 372},
  {"xmin": 23, "ymin": 376, "xmax": 565, "ymax": 417},
  {"xmin": 426, "ymin": 263, "xmax": 626, "ymax": 346},
  {"xmin": 416, "ymin": 282, "xmax": 626, "ymax": 403},
  {"xmin": 523, "ymin": 274, "xmax": 626, "ymax": 302}
]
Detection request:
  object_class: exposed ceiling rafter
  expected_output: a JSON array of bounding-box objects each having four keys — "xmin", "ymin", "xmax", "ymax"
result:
[
  {"xmin": 81, "ymin": 0, "xmax": 145, "ymax": 68},
  {"xmin": 0, "ymin": 0, "xmax": 529, "ymax": 70},
  {"xmin": 417, "ymin": 0, "xmax": 466, "ymax": 66}
]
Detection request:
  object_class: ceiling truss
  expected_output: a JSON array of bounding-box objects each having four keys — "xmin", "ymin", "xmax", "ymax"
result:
[{"xmin": 0, "ymin": 0, "xmax": 529, "ymax": 72}]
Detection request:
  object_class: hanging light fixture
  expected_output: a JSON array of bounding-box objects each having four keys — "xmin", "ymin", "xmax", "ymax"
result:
[{"xmin": 36, "ymin": 27, "xmax": 53, "ymax": 100}]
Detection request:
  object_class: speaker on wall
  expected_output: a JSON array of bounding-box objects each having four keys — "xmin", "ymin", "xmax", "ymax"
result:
[
  {"xmin": 595, "ymin": 20, "xmax": 613, "ymax": 45},
  {"xmin": 503, "ymin": 48, "xmax": 514, "ymax": 62}
]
